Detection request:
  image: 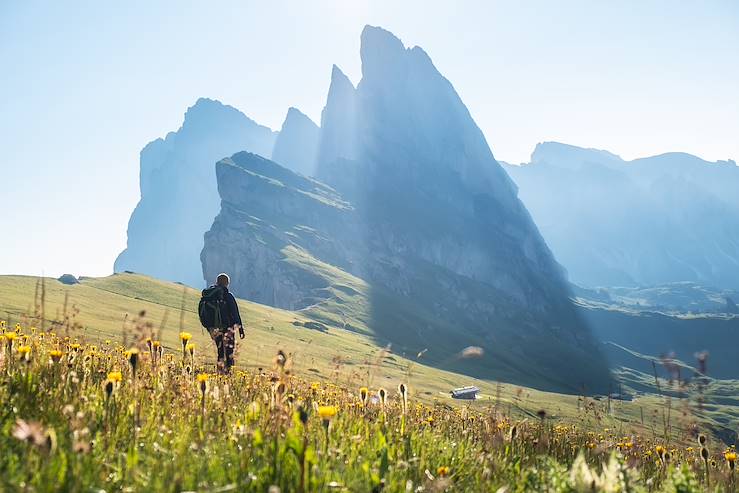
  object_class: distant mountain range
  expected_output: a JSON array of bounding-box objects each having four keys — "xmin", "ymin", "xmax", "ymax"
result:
[
  {"xmin": 502, "ymin": 142, "xmax": 739, "ymax": 290},
  {"xmin": 114, "ymin": 26, "xmax": 738, "ymax": 391}
]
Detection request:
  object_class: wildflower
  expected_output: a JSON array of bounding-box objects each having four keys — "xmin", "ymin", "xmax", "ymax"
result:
[
  {"xmin": 107, "ymin": 371, "xmax": 123, "ymax": 383},
  {"xmin": 17, "ymin": 345, "xmax": 31, "ymax": 362},
  {"xmin": 378, "ymin": 388, "xmax": 387, "ymax": 408},
  {"xmin": 197, "ymin": 373, "xmax": 208, "ymax": 394},
  {"xmin": 399, "ymin": 383, "xmax": 408, "ymax": 413},
  {"xmin": 5, "ymin": 331, "xmax": 17, "ymax": 347},
  {"xmin": 311, "ymin": 382, "xmax": 320, "ymax": 392},
  {"xmin": 49, "ymin": 349, "xmax": 63, "ymax": 363},
  {"xmin": 126, "ymin": 347, "xmax": 140, "ymax": 376},
  {"xmin": 12, "ymin": 419, "xmax": 50, "ymax": 448},
  {"xmin": 436, "ymin": 466, "xmax": 450, "ymax": 477},
  {"xmin": 318, "ymin": 405, "xmax": 338, "ymax": 422},
  {"xmin": 180, "ymin": 332, "xmax": 192, "ymax": 356},
  {"xmin": 70, "ymin": 343, "xmax": 81, "ymax": 352},
  {"xmin": 359, "ymin": 387, "xmax": 369, "ymax": 407},
  {"xmin": 186, "ymin": 342, "xmax": 195, "ymax": 356},
  {"xmin": 725, "ymin": 450, "xmax": 737, "ymax": 471},
  {"xmin": 656, "ymin": 445, "xmax": 666, "ymax": 461}
]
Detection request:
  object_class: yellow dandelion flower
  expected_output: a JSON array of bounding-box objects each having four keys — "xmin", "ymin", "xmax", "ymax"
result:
[
  {"xmin": 359, "ymin": 386, "xmax": 369, "ymax": 406},
  {"xmin": 126, "ymin": 347, "xmax": 140, "ymax": 375},
  {"xmin": 197, "ymin": 373, "xmax": 208, "ymax": 393},
  {"xmin": 179, "ymin": 331, "xmax": 192, "ymax": 343},
  {"xmin": 17, "ymin": 345, "xmax": 31, "ymax": 358},
  {"xmin": 725, "ymin": 450, "xmax": 737, "ymax": 470},
  {"xmin": 318, "ymin": 405, "xmax": 338, "ymax": 421},
  {"xmin": 107, "ymin": 371, "xmax": 123, "ymax": 383},
  {"xmin": 186, "ymin": 342, "xmax": 195, "ymax": 355},
  {"xmin": 436, "ymin": 466, "xmax": 450, "ymax": 477},
  {"xmin": 49, "ymin": 349, "xmax": 63, "ymax": 363}
]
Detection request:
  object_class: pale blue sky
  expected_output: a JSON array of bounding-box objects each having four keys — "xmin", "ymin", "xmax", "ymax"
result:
[{"xmin": 1, "ymin": 1, "xmax": 737, "ymax": 278}]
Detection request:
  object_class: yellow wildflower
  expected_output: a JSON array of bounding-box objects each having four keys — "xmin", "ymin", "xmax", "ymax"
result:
[
  {"xmin": 49, "ymin": 349, "xmax": 63, "ymax": 363},
  {"xmin": 107, "ymin": 371, "xmax": 123, "ymax": 383},
  {"xmin": 318, "ymin": 405, "xmax": 338, "ymax": 421}
]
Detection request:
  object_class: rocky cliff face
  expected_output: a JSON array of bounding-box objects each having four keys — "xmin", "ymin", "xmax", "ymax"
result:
[
  {"xmin": 202, "ymin": 27, "xmax": 611, "ymax": 393},
  {"xmin": 115, "ymin": 98, "xmax": 277, "ymax": 287},
  {"xmin": 272, "ymin": 107, "xmax": 320, "ymax": 177},
  {"xmin": 504, "ymin": 142, "xmax": 739, "ymax": 289}
]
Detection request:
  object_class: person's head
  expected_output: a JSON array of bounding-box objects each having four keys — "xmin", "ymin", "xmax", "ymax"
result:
[{"xmin": 216, "ymin": 273, "xmax": 230, "ymax": 287}]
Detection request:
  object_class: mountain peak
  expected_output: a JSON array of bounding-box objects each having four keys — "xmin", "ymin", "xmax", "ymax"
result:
[
  {"xmin": 282, "ymin": 107, "xmax": 316, "ymax": 129},
  {"xmin": 273, "ymin": 106, "xmax": 320, "ymax": 176},
  {"xmin": 329, "ymin": 64, "xmax": 354, "ymax": 91},
  {"xmin": 181, "ymin": 97, "xmax": 259, "ymax": 132},
  {"xmin": 531, "ymin": 142, "xmax": 623, "ymax": 170},
  {"xmin": 360, "ymin": 25, "xmax": 408, "ymax": 79}
]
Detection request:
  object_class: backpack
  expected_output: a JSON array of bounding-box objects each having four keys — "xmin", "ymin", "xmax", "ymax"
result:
[{"xmin": 198, "ymin": 285, "xmax": 226, "ymax": 328}]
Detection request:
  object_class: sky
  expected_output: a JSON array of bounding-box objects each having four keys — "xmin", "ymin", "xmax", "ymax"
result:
[{"xmin": 1, "ymin": 0, "xmax": 738, "ymax": 278}]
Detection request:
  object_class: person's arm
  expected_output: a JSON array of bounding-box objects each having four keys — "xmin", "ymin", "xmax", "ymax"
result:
[{"xmin": 229, "ymin": 293, "xmax": 244, "ymax": 337}]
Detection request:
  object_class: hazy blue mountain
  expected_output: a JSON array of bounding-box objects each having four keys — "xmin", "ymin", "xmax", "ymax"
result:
[
  {"xmin": 503, "ymin": 142, "xmax": 739, "ymax": 290},
  {"xmin": 201, "ymin": 27, "xmax": 611, "ymax": 393},
  {"xmin": 272, "ymin": 107, "xmax": 320, "ymax": 177},
  {"xmin": 115, "ymin": 98, "xmax": 277, "ymax": 287}
]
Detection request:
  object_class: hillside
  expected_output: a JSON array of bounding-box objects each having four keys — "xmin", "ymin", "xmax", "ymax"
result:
[{"xmin": 2, "ymin": 272, "xmax": 739, "ymax": 444}]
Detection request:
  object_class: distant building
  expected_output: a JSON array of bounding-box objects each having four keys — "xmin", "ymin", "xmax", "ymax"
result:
[{"xmin": 450, "ymin": 386, "xmax": 480, "ymax": 400}]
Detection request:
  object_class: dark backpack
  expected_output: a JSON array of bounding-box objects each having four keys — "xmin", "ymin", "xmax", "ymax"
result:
[{"xmin": 198, "ymin": 285, "xmax": 226, "ymax": 328}]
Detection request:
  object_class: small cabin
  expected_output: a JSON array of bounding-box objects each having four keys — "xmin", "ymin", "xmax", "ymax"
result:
[{"xmin": 450, "ymin": 386, "xmax": 480, "ymax": 400}]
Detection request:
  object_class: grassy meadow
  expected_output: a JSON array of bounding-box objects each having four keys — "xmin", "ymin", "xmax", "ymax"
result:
[{"xmin": 1, "ymin": 273, "xmax": 738, "ymax": 491}]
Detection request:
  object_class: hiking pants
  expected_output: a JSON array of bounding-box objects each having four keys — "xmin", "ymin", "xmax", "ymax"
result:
[{"xmin": 208, "ymin": 327, "xmax": 235, "ymax": 373}]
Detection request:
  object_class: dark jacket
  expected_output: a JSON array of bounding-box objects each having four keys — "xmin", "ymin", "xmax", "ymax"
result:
[{"xmin": 211, "ymin": 285, "xmax": 242, "ymax": 329}]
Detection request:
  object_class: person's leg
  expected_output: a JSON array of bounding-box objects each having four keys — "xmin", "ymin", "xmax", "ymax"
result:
[
  {"xmin": 210, "ymin": 328, "xmax": 226, "ymax": 373},
  {"xmin": 223, "ymin": 328, "xmax": 235, "ymax": 372}
]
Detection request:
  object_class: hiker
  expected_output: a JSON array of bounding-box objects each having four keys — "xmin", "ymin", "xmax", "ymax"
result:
[{"xmin": 198, "ymin": 273, "xmax": 244, "ymax": 374}]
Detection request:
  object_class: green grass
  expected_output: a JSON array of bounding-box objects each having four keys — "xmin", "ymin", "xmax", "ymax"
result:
[
  {"xmin": 2, "ymin": 275, "xmax": 739, "ymax": 491},
  {"xmin": 2, "ymin": 272, "xmax": 738, "ymax": 446}
]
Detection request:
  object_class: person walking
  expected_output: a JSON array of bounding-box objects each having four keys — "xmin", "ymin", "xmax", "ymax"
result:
[{"xmin": 198, "ymin": 273, "xmax": 244, "ymax": 374}]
